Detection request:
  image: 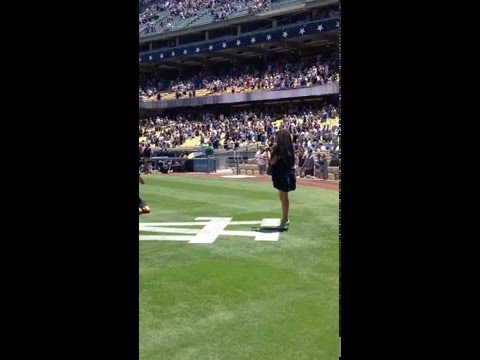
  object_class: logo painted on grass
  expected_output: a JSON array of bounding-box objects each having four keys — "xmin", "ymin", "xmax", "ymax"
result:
[{"xmin": 139, "ymin": 217, "xmax": 281, "ymax": 243}]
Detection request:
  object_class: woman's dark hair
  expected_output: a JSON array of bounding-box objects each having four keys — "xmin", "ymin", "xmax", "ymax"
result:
[{"xmin": 271, "ymin": 129, "xmax": 295, "ymax": 167}]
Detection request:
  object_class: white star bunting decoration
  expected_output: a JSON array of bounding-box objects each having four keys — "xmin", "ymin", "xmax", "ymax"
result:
[
  {"xmin": 139, "ymin": 57, "xmax": 142, "ymax": 62},
  {"xmin": 282, "ymin": 31, "xmax": 288, "ymax": 38},
  {"xmin": 336, "ymin": 21, "xmax": 339, "ymax": 28},
  {"xmin": 317, "ymin": 25, "xmax": 323, "ymax": 32},
  {"xmin": 209, "ymin": 45, "xmax": 213, "ymax": 51},
  {"xmin": 148, "ymin": 55, "xmax": 153, "ymax": 60},
  {"xmin": 183, "ymin": 49, "xmax": 188, "ymax": 55},
  {"xmin": 195, "ymin": 47, "xmax": 200, "ymax": 53},
  {"xmin": 222, "ymin": 42, "xmax": 227, "ymax": 48},
  {"xmin": 250, "ymin": 37, "xmax": 256, "ymax": 44},
  {"xmin": 266, "ymin": 34, "xmax": 272, "ymax": 41},
  {"xmin": 171, "ymin": 51, "xmax": 175, "ymax": 57},
  {"xmin": 160, "ymin": 53, "xmax": 164, "ymax": 59},
  {"xmin": 299, "ymin": 28, "xmax": 305, "ymax": 35},
  {"xmin": 236, "ymin": 40, "xmax": 241, "ymax": 46}
]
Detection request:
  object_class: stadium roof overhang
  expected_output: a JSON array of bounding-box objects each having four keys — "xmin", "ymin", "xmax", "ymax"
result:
[{"xmin": 139, "ymin": 31, "xmax": 337, "ymax": 72}]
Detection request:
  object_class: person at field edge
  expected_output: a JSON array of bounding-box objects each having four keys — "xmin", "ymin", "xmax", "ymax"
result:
[
  {"xmin": 143, "ymin": 143, "xmax": 152, "ymax": 174},
  {"xmin": 255, "ymin": 145, "xmax": 268, "ymax": 175},
  {"xmin": 266, "ymin": 129, "xmax": 296, "ymax": 229},
  {"xmin": 139, "ymin": 173, "xmax": 150, "ymax": 215},
  {"xmin": 303, "ymin": 148, "xmax": 315, "ymax": 178},
  {"xmin": 320, "ymin": 153, "xmax": 329, "ymax": 180}
]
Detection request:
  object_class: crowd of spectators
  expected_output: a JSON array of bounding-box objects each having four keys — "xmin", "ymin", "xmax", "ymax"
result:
[
  {"xmin": 139, "ymin": 52, "xmax": 339, "ymax": 100},
  {"xmin": 139, "ymin": 0, "xmax": 209, "ymax": 34},
  {"xmin": 139, "ymin": 0, "xmax": 339, "ymax": 36},
  {"xmin": 139, "ymin": 0, "xmax": 272, "ymax": 34},
  {"xmin": 138, "ymin": 104, "xmax": 339, "ymax": 156},
  {"xmin": 211, "ymin": 0, "xmax": 271, "ymax": 22}
]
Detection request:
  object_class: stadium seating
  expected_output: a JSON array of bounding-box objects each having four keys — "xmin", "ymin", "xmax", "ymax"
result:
[{"xmin": 139, "ymin": 0, "xmax": 276, "ymax": 35}]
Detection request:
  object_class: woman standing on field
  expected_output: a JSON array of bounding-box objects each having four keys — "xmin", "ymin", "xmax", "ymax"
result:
[{"xmin": 266, "ymin": 129, "xmax": 296, "ymax": 229}]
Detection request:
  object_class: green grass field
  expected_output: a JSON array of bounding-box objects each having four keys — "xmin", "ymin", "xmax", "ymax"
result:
[{"xmin": 140, "ymin": 175, "xmax": 339, "ymax": 359}]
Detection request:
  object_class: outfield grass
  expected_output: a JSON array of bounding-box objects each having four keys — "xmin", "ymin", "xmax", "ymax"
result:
[{"xmin": 140, "ymin": 175, "xmax": 339, "ymax": 359}]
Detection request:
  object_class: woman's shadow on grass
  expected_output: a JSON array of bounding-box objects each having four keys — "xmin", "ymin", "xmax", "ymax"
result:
[{"xmin": 252, "ymin": 227, "xmax": 288, "ymax": 233}]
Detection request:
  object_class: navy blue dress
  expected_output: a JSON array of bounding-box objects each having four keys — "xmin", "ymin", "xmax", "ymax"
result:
[{"xmin": 271, "ymin": 156, "xmax": 296, "ymax": 192}]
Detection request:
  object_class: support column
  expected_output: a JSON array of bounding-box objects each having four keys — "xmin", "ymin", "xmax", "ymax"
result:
[{"xmin": 178, "ymin": 63, "xmax": 183, "ymax": 77}]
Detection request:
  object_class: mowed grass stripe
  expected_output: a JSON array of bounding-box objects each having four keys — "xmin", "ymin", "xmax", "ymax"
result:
[
  {"xmin": 140, "ymin": 175, "xmax": 339, "ymax": 360},
  {"xmin": 141, "ymin": 260, "xmax": 336, "ymax": 359},
  {"xmin": 141, "ymin": 291, "xmax": 334, "ymax": 360},
  {"xmin": 140, "ymin": 175, "xmax": 338, "ymax": 220}
]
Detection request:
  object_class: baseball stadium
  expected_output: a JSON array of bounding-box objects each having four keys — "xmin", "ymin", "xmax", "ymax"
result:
[{"xmin": 139, "ymin": 0, "xmax": 340, "ymax": 358}]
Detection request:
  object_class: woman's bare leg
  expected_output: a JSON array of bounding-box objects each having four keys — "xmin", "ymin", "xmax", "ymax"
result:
[{"xmin": 278, "ymin": 190, "xmax": 289, "ymax": 226}]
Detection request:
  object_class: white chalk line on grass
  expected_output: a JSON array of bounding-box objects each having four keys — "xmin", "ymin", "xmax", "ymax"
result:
[{"xmin": 139, "ymin": 217, "xmax": 281, "ymax": 243}]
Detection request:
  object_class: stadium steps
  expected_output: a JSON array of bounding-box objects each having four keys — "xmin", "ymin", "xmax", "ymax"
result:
[
  {"xmin": 184, "ymin": 9, "xmax": 211, "ymax": 28},
  {"xmin": 228, "ymin": 7, "xmax": 251, "ymax": 20},
  {"xmin": 191, "ymin": 11, "xmax": 214, "ymax": 27},
  {"xmin": 268, "ymin": 0, "xmax": 303, "ymax": 11},
  {"xmin": 169, "ymin": 15, "xmax": 197, "ymax": 31},
  {"xmin": 139, "ymin": 10, "xmax": 170, "ymax": 34}
]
